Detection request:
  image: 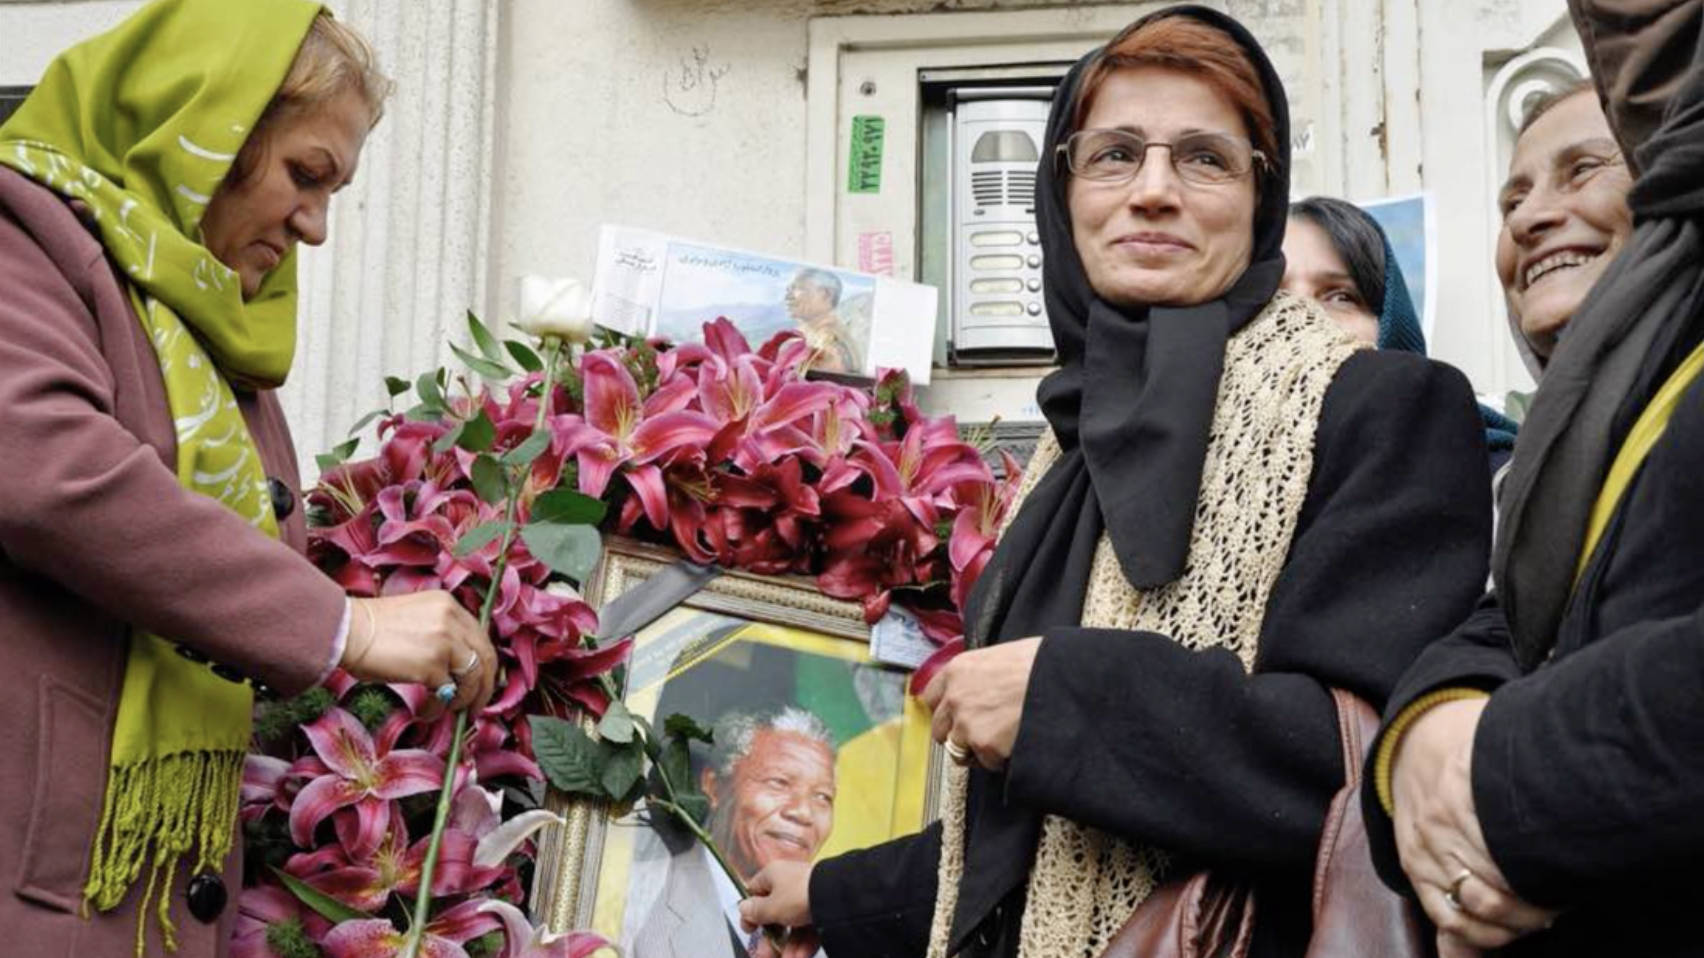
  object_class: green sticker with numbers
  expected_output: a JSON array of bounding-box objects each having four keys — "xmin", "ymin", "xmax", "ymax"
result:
[{"xmin": 848, "ymin": 115, "xmax": 885, "ymax": 194}]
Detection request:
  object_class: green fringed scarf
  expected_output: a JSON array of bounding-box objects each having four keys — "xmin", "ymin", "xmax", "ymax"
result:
[{"xmin": 0, "ymin": 0, "xmax": 322, "ymax": 950}]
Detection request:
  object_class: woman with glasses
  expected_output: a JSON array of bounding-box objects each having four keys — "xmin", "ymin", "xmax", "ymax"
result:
[{"xmin": 739, "ymin": 7, "xmax": 1489, "ymax": 958}]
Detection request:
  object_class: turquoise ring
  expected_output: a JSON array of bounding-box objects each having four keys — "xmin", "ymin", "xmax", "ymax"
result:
[{"xmin": 435, "ymin": 681, "xmax": 457, "ymax": 704}]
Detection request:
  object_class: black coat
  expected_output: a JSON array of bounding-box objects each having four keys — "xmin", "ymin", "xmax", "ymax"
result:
[
  {"xmin": 1361, "ymin": 2, "xmax": 1704, "ymax": 955},
  {"xmin": 811, "ymin": 349, "xmax": 1491, "ymax": 958}
]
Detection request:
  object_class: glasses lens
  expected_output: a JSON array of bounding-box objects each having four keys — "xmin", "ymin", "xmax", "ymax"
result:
[
  {"xmin": 1069, "ymin": 130, "xmax": 1145, "ymax": 181},
  {"xmin": 1171, "ymin": 133, "xmax": 1253, "ymax": 184}
]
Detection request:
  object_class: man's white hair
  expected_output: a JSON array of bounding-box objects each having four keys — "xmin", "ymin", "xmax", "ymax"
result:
[{"xmin": 709, "ymin": 706, "xmax": 835, "ymax": 779}]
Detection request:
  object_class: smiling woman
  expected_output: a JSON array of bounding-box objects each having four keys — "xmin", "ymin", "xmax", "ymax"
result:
[{"xmin": 1494, "ymin": 82, "xmax": 1633, "ymax": 367}]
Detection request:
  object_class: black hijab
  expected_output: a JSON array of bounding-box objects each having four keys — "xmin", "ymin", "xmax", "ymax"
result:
[
  {"xmin": 965, "ymin": 4, "xmax": 1292, "ymax": 648},
  {"xmin": 949, "ymin": 6, "xmax": 1293, "ymax": 946},
  {"xmin": 1493, "ymin": 18, "xmax": 1704, "ymax": 669}
]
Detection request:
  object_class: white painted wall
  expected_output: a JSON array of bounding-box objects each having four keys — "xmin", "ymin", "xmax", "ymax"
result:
[{"xmin": 2, "ymin": 0, "xmax": 1586, "ymax": 471}]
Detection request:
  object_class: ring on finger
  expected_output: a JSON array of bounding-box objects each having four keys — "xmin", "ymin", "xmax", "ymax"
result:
[
  {"xmin": 1444, "ymin": 867, "xmax": 1474, "ymax": 911},
  {"xmin": 452, "ymin": 650, "xmax": 481, "ymax": 679},
  {"xmin": 435, "ymin": 681, "xmax": 458, "ymax": 704},
  {"xmin": 944, "ymin": 739, "xmax": 972, "ymax": 766}
]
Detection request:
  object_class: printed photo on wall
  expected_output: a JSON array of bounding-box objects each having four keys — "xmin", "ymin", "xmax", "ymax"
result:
[
  {"xmin": 531, "ymin": 541, "xmax": 942, "ymax": 958},
  {"xmin": 588, "ymin": 224, "xmax": 938, "ymax": 383},
  {"xmin": 1359, "ymin": 192, "xmax": 1437, "ymax": 345}
]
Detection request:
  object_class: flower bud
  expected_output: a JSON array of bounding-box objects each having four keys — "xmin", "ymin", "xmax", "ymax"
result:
[{"xmin": 516, "ymin": 276, "xmax": 595, "ymax": 344}]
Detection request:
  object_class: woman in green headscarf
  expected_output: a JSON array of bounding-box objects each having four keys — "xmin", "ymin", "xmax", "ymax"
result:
[{"xmin": 0, "ymin": 2, "xmax": 496, "ymax": 954}]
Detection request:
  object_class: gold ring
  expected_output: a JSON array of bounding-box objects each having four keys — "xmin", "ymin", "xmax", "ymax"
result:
[
  {"xmin": 1445, "ymin": 868, "xmax": 1474, "ymax": 911},
  {"xmin": 452, "ymin": 651, "xmax": 480, "ymax": 679},
  {"xmin": 944, "ymin": 740, "xmax": 972, "ymax": 765}
]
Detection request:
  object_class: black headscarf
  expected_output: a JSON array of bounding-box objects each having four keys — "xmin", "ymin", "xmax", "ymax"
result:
[
  {"xmin": 949, "ymin": 6, "xmax": 1293, "ymax": 946},
  {"xmin": 1493, "ymin": 14, "xmax": 1704, "ymax": 669},
  {"xmin": 965, "ymin": 3, "xmax": 1292, "ymax": 649}
]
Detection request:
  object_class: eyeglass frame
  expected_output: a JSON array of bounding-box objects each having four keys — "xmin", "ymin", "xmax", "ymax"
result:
[{"xmin": 1054, "ymin": 128, "xmax": 1270, "ymax": 187}]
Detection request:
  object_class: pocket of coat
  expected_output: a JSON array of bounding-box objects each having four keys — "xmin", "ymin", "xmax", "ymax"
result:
[{"xmin": 14, "ymin": 674, "xmax": 108, "ymax": 912}]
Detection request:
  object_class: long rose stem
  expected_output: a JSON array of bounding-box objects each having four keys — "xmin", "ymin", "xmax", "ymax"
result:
[{"xmin": 401, "ymin": 338, "xmax": 561, "ymax": 957}]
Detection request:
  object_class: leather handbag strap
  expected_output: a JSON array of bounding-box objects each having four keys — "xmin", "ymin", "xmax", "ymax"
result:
[{"xmin": 1305, "ymin": 689, "xmax": 1424, "ymax": 958}]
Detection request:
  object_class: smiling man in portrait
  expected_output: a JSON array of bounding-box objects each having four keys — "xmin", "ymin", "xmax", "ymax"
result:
[{"xmin": 626, "ymin": 707, "xmax": 838, "ymax": 958}]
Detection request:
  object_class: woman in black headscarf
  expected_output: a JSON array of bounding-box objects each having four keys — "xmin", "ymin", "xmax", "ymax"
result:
[
  {"xmin": 741, "ymin": 7, "xmax": 1489, "ymax": 957},
  {"xmin": 1366, "ymin": 2, "xmax": 1704, "ymax": 956},
  {"xmin": 1283, "ymin": 195, "xmax": 1522, "ymax": 473}
]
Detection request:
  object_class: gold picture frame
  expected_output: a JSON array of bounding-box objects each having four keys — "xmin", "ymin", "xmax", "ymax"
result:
[{"xmin": 531, "ymin": 538, "xmax": 945, "ymax": 949}]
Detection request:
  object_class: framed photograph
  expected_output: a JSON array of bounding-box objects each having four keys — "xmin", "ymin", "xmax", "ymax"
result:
[
  {"xmin": 588, "ymin": 224, "xmax": 939, "ymax": 383},
  {"xmin": 532, "ymin": 539, "xmax": 944, "ymax": 955}
]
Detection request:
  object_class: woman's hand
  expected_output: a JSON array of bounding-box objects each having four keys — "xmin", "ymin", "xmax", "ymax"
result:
[
  {"xmin": 739, "ymin": 860, "xmax": 820, "ymax": 958},
  {"xmin": 342, "ymin": 593, "xmax": 496, "ymax": 718},
  {"xmin": 919, "ymin": 637, "xmax": 1042, "ymax": 770},
  {"xmin": 1391, "ymin": 698, "xmax": 1559, "ymax": 955}
]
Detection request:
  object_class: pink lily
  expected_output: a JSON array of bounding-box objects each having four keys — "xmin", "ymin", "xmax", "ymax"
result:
[
  {"xmin": 289, "ymin": 708, "xmax": 445, "ymax": 859},
  {"xmin": 297, "ymin": 818, "xmax": 502, "ymax": 913},
  {"xmin": 321, "ymin": 899, "xmax": 500, "ymax": 958},
  {"xmin": 478, "ymin": 899, "xmax": 610, "ymax": 958},
  {"xmin": 947, "ymin": 449, "xmax": 1022, "ymax": 611},
  {"xmin": 242, "ymin": 754, "xmax": 291, "ymax": 823},
  {"xmin": 562, "ymin": 350, "xmax": 719, "ymax": 529},
  {"xmin": 232, "ymin": 884, "xmax": 332, "ymax": 958}
]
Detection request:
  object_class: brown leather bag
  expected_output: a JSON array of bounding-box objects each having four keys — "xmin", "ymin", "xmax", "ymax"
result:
[{"xmin": 1100, "ymin": 689, "xmax": 1423, "ymax": 958}]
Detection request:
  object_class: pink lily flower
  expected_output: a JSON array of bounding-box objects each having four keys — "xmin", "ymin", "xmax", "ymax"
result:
[
  {"xmin": 297, "ymin": 818, "xmax": 503, "ymax": 913},
  {"xmin": 242, "ymin": 754, "xmax": 291, "ymax": 823},
  {"xmin": 561, "ymin": 350, "xmax": 720, "ymax": 530},
  {"xmin": 946, "ymin": 449, "xmax": 1022, "ymax": 612},
  {"xmin": 232, "ymin": 884, "xmax": 332, "ymax": 958},
  {"xmin": 478, "ymin": 899, "xmax": 610, "ymax": 958},
  {"xmin": 321, "ymin": 899, "xmax": 501, "ymax": 958},
  {"xmin": 289, "ymin": 708, "xmax": 445, "ymax": 860}
]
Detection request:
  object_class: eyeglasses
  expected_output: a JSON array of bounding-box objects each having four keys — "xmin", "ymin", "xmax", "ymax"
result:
[{"xmin": 1057, "ymin": 129, "xmax": 1266, "ymax": 186}]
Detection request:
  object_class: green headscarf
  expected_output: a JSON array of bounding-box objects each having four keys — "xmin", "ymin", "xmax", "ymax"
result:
[{"xmin": 0, "ymin": 0, "xmax": 323, "ymax": 950}]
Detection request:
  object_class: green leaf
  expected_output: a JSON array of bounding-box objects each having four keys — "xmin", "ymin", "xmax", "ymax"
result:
[
  {"xmin": 501, "ymin": 430, "xmax": 552, "ymax": 469},
  {"xmin": 433, "ymin": 420, "xmax": 467, "ymax": 455},
  {"xmin": 530, "ymin": 487, "xmax": 608, "ymax": 527},
  {"xmin": 313, "ymin": 437, "xmax": 360, "ymax": 474},
  {"xmin": 457, "ymin": 409, "xmax": 497, "ymax": 453},
  {"xmin": 506, "ymin": 339, "xmax": 544, "ymax": 373},
  {"xmin": 531, "ymin": 716, "xmax": 609, "ymax": 797},
  {"xmin": 346, "ymin": 407, "xmax": 389, "ymax": 438},
  {"xmin": 600, "ymin": 740, "xmax": 645, "ymax": 798},
  {"xmin": 653, "ymin": 736, "xmax": 694, "ymax": 802},
  {"xmin": 450, "ymin": 341, "xmax": 514, "ymax": 382},
  {"xmin": 467, "ymin": 310, "xmax": 508, "ymax": 365},
  {"xmin": 471, "ymin": 454, "xmax": 507, "ymax": 505},
  {"xmin": 416, "ymin": 369, "xmax": 447, "ymax": 409},
  {"xmin": 632, "ymin": 714, "xmax": 661, "ymax": 760},
  {"xmin": 270, "ymin": 866, "xmax": 367, "ymax": 923},
  {"xmin": 675, "ymin": 792, "xmax": 711, "ymax": 826},
  {"xmin": 521, "ymin": 522, "xmax": 601, "ymax": 582},
  {"xmin": 598, "ymin": 700, "xmax": 636, "ymax": 744},
  {"xmin": 664, "ymin": 713, "xmax": 714, "ymax": 744},
  {"xmin": 384, "ymin": 375, "xmax": 411, "ymax": 398},
  {"xmin": 455, "ymin": 520, "xmax": 510, "ymax": 557}
]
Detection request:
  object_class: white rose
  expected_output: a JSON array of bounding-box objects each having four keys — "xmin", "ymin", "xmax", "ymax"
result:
[{"xmin": 516, "ymin": 275, "xmax": 596, "ymax": 344}]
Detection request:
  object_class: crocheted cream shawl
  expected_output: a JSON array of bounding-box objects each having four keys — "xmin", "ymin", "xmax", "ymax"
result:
[{"xmin": 926, "ymin": 292, "xmax": 1362, "ymax": 958}]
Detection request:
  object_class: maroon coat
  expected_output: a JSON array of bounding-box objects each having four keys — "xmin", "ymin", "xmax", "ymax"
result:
[{"xmin": 0, "ymin": 166, "xmax": 346, "ymax": 955}]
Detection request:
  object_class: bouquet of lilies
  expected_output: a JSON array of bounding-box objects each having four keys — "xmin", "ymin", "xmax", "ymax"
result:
[{"xmin": 235, "ymin": 283, "xmax": 1019, "ymax": 958}]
